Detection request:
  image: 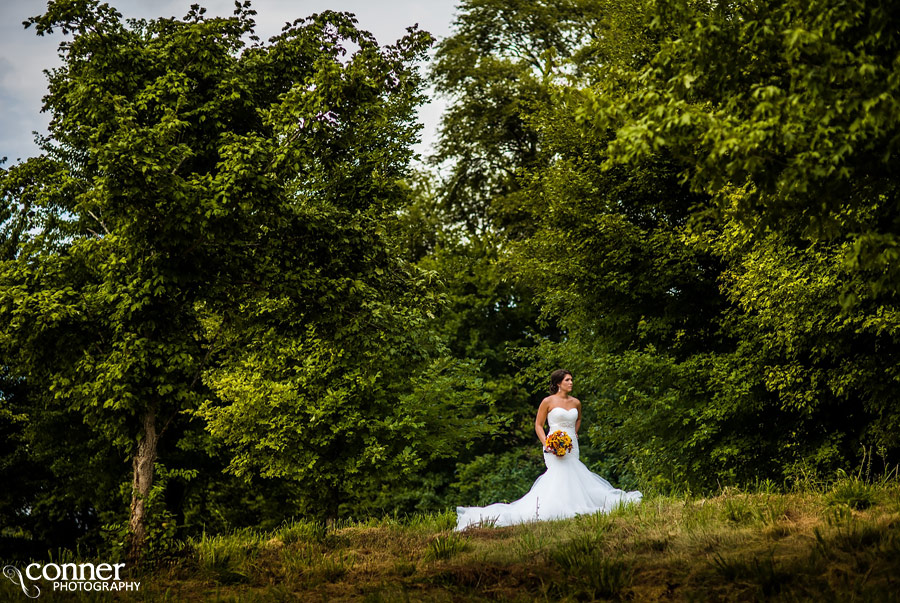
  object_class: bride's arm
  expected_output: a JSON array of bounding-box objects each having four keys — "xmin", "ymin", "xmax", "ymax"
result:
[
  {"xmin": 534, "ymin": 398, "xmax": 550, "ymax": 449},
  {"xmin": 575, "ymin": 398, "xmax": 582, "ymax": 434}
]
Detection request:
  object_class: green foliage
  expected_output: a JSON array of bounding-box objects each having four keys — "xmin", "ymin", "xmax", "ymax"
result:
[
  {"xmin": 406, "ymin": 231, "xmax": 547, "ymax": 468},
  {"xmin": 501, "ymin": 0, "xmax": 900, "ymax": 493},
  {"xmin": 828, "ymin": 472, "xmax": 878, "ymax": 510},
  {"xmin": 200, "ymin": 352, "xmax": 500, "ymax": 519},
  {"xmin": 592, "ymin": 0, "xmax": 900, "ymax": 248},
  {"xmin": 5, "ymin": 0, "xmax": 900, "ymax": 562},
  {"xmin": 430, "ymin": 0, "xmax": 605, "ymax": 235},
  {"xmin": 424, "ymin": 531, "xmax": 469, "ymax": 561},
  {"xmin": 450, "ymin": 446, "xmax": 543, "ymax": 506},
  {"xmin": 1, "ymin": 363, "xmax": 128, "ymax": 555},
  {"xmin": 0, "ymin": 0, "xmax": 478, "ymax": 554},
  {"xmin": 410, "ymin": 0, "xmax": 598, "ymax": 516}
]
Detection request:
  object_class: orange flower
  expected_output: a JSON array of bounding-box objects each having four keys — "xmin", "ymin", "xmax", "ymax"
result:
[{"xmin": 546, "ymin": 430, "xmax": 573, "ymax": 456}]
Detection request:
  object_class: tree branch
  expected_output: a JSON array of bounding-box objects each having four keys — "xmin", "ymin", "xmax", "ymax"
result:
[{"xmin": 87, "ymin": 209, "xmax": 110, "ymax": 235}]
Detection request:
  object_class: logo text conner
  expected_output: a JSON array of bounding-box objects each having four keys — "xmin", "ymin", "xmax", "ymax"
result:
[{"xmin": 3, "ymin": 562, "xmax": 140, "ymax": 598}]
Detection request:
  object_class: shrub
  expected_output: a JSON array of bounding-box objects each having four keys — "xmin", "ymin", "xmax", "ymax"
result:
[
  {"xmin": 424, "ymin": 532, "xmax": 469, "ymax": 561},
  {"xmin": 828, "ymin": 477, "xmax": 877, "ymax": 510}
]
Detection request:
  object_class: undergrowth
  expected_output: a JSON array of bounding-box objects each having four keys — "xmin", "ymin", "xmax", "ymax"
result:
[{"xmin": 3, "ymin": 470, "xmax": 900, "ymax": 602}]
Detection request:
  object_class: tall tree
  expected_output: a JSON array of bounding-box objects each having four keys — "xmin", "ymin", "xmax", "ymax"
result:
[
  {"xmin": 584, "ymin": 0, "xmax": 900, "ymax": 462},
  {"xmin": 588, "ymin": 0, "xmax": 900, "ymax": 297},
  {"xmin": 0, "ymin": 0, "xmax": 464, "ymax": 559},
  {"xmin": 509, "ymin": 0, "xmax": 900, "ymax": 489},
  {"xmin": 430, "ymin": 0, "xmax": 604, "ymax": 236}
]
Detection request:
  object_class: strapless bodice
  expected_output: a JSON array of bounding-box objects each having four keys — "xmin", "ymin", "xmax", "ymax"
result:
[{"xmin": 548, "ymin": 406, "xmax": 578, "ymax": 431}]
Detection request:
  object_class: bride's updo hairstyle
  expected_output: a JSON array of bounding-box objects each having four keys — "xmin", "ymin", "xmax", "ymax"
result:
[{"xmin": 548, "ymin": 369, "xmax": 573, "ymax": 394}]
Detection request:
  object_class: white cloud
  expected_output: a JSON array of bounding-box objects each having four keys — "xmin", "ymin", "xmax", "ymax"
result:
[{"xmin": 0, "ymin": 0, "xmax": 455, "ymax": 164}]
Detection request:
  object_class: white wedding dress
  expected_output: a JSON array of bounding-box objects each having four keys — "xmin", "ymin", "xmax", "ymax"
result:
[{"xmin": 456, "ymin": 407, "xmax": 642, "ymax": 530}]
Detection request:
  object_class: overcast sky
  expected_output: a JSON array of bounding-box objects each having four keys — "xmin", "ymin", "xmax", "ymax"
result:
[{"xmin": 0, "ymin": 0, "xmax": 458, "ymax": 166}]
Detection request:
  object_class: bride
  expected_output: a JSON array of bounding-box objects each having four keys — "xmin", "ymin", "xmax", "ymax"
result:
[{"xmin": 456, "ymin": 369, "xmax": 642, "ymax": 530}]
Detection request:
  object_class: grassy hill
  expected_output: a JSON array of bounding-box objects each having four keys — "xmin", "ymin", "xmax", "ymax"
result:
[{"xmin": 4, "ymin": 477, "xmax": 899, "ymax": 601}]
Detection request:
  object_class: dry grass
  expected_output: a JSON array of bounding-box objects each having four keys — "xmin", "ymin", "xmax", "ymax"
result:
[{"xmin": 4, "ymin": 483, "xmax": 900, "ymax": 601}]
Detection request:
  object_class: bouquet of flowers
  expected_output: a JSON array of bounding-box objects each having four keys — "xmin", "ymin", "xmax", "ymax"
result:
[{"xmin": 544, "ymin": 430, "xmax": 573, "ymax": 457}]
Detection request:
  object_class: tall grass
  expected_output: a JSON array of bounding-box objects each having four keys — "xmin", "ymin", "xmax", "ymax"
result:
[
  {"xmin": 424, "ymin": 531, "xmax": 469, "ymax": 561},
  {"xmin": 274, "ymin": 518, "xmax": 327, "ymax": 545},
  {"xmin": 8, "ymin": 467, "xmax": 900, "ymax": 601},
  {"xmin": 547, "ymin": 533, "xmax": 633, "ymax": 599},
  {"xmin": 191, "ymin": 528, "xmax": 263, "ymax": 584}
]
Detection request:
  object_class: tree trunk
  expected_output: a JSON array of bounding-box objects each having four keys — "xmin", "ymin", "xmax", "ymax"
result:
[{"xmin": 128, "ymin": 408, "xmax": 159, "ymax": 564}]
